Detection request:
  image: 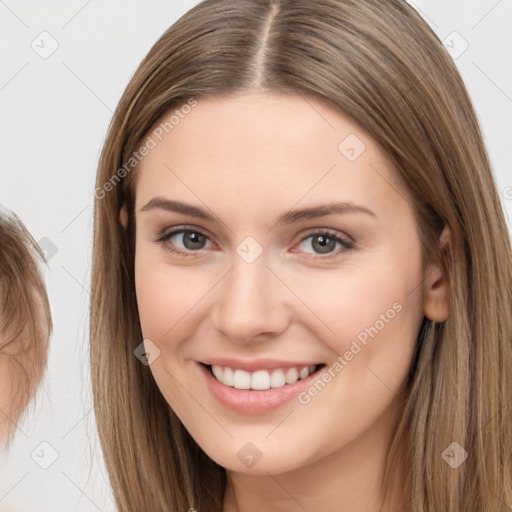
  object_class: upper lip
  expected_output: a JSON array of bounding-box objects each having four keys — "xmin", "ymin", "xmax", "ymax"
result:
[{"xmin": 199, "ymin": 357, "xmax": 323, "ymax": 372}]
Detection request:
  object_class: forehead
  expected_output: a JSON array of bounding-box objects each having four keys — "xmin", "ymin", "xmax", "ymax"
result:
[{"xmin": 135, "ymin": 93, "xmax": 408, "ymax": 221}]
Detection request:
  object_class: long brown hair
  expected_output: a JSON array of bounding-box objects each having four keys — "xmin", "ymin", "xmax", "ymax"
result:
[{"xmin": 90, "ymin": 0, "xmax": 512, "ymax": 510}]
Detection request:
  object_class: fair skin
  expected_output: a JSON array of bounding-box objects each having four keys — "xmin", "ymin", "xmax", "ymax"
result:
[
  {"xmin": 130, "ymin": 92, "xmax": 450, "ymax": 511},
  {"xmin": 0, "ymin": 350, "xmax": 16, "ymax": 444},
  {"xmin": 0, "ymin": 320, "xmax": 35, "ymax": 446}
]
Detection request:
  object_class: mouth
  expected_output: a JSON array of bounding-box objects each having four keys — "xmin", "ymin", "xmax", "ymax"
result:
[
  {"xmin": 197, "ymin": 359, "xmax": 329, "ymax": 414},
  {"xmin": 201, "ymin": 362, "xmax": 326, "ymax": 391}
]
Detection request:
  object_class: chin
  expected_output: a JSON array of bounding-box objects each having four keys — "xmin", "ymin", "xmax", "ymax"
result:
[{"xmin": 193, "ymin": 436, "xmax": 312, "ymax": 475}]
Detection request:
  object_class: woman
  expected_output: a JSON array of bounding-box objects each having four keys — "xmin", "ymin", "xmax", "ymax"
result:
[{"xmin": 90, "ymin": 0, "xmax": 512, "ymax": 510}]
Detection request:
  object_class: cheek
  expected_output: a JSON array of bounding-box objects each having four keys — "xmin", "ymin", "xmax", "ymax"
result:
[
  {"xmin": 134, "ymin": 256, "xmax": 199, "ymax": 410},
  {"xmin": 341, "ymin": 273, "xmax": 420, "ymax": 345},
  {"xmin": 284, "ymin": 256, "xmax": 425, "ymax": 370},
  {"xmin": 135, "ymin": 261, "xmax": 190, "ymax": 342},
  {"xmin": 134, "ymin": 246, "xmax": 215, "ymax": 349}
]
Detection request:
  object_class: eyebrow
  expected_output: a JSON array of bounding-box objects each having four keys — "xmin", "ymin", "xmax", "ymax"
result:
[{"xmin": 140, "ymin": 197, "xmax": 377, "ymax": 224}]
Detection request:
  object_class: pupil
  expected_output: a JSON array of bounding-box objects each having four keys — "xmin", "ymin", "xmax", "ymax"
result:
[
  {"xmin": 313, "ymin": 235, "xmax": 335, "ymax": 254},
  {"xmin": 184, "ymin": 232, "xmax": 205, "ymax": 250}
]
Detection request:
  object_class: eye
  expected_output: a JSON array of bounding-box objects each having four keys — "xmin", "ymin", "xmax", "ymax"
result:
[
  {"xmin": 294, "ymin": 229, "xmax": 354, "ymax": 257},
  {"xmin": 157, "ymin": 228, "xmax": 214, "ymax": 257},
  {"xmin": 156, "ymin": 226, "xmax": 354, "ymax": 259}
]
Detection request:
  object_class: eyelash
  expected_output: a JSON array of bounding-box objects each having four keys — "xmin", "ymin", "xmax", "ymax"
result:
[{"xmin": 156, "ymin": 226, "xmax": 355, "ymax": 259}]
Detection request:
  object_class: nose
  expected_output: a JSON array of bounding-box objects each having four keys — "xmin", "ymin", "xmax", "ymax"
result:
[{"xmin": 210, "ymin": 253, "xmax": 291, "ymax": 344}]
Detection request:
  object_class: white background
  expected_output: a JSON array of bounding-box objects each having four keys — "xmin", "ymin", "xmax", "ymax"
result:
[{"xmin": 0, "ymin": 1, "xmax": 511, "ymax": 510}]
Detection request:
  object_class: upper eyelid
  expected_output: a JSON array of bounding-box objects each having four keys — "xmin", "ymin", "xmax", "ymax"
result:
[{"xmin": 158, "ymin": 225, "xmax": 213, "ymax": 242}]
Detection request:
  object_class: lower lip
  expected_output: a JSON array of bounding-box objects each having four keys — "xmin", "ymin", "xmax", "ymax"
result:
[{"xmin": 198, "ymin": 363, "xmax": 321, "ymax": 415}]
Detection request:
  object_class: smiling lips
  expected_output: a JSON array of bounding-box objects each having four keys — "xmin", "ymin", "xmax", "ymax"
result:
[
  {"xmin": 210, "ymin": 364, "xmax": 318, "ymax": 390},
  {"xmin": 199, "ymin": 360, "xmax": 326, "ymax": 414}
]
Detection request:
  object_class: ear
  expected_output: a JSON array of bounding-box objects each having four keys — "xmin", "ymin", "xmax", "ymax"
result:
[
  {"xmin": 119, "ymin": 204, "xmax": 128, "ymax": 228},
  {"xmin": 423, "ymin": 224, "xmax": 451, "ymax": 322}
]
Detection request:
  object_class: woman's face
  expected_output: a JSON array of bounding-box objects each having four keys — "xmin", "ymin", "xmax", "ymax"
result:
[{"xmin": 133, "ymin": 93, "xmax": 447, "ymax": 475}]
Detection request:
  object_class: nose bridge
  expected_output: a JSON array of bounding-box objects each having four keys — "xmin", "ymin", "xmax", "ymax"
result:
[
  {"xmin": 212, "ymin": 249, "xmax": 288, "ymax": 341},
  {"xmin": 230, "ymin": 252, "xmax": 269, "ymax": 302}
]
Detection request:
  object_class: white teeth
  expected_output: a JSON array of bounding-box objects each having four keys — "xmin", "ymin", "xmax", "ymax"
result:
[
  {"xmin": 212, "ymin": 365, "xmax": 223, "ymax": 381},
  {"xmin": 209, "ymin": 364, "xmax": 318, "ymax": 390},
  {"xmin": 299, "ymin": 366, "xmax": 309, "ymax": 379},
  {"xmin": 233, "ymin": 369, "xmax": 251, "ymax": 389},
  {"xmin": 270, "ymin": 369, "xmax": 286, "ymax": 388},
  {"xmin": 223, "ymin": 367, "xmax": 234, "ymax": 386},
  {"xmin": 285, "ymin": 367, "xmax": 299, "ymax": 384},
  {"xmin": 251, "ymin": 370, "xmax": 270, "ymax": 390}
]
